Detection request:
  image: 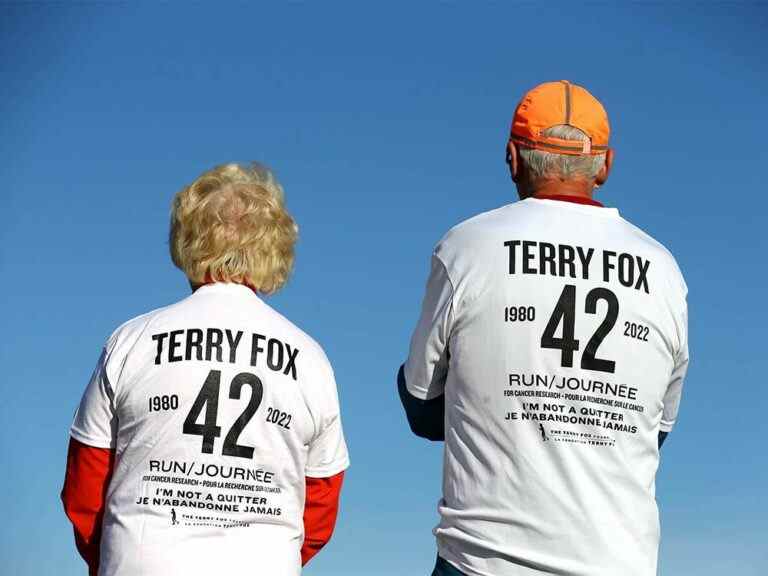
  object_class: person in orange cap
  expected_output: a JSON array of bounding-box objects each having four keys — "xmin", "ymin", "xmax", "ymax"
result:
[{"xmin": 398, "ymin": 81, "xmax": 689, "ymax": 576}]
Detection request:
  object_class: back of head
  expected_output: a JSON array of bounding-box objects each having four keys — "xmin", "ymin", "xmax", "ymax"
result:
[
  {"xmin": 508, "ymin": 80, "xmax": 611, "ymax": 191},
  {"xmin": 518, "ymin": 124, "xmax": 606, "ymax": 182},
  {"xmin": 169, "ymin": 163, "xmax": 298, "ymax": 295}
]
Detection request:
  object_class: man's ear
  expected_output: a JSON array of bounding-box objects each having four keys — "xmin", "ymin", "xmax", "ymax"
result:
[
  {"xmin": 595, "ymin": 148, "xmax": 614, "ymax": 187},
  {"xmin": 506, "ymin": 140, "xmax": 519, "ymax": 182}
]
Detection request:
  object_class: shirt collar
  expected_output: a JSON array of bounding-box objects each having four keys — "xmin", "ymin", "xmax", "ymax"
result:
[
  {"xmin": 532, "ymin": 194, "xmax": 604, "ymax": 207},
  {"xmin": 193, "ymin": 281, "xmax": 260, "ymax": 297}
]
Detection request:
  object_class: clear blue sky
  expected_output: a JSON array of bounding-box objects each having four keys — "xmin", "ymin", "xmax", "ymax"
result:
[{"xmin": 2, "ymin": 3, "xmax": 766, "ymax": 575}]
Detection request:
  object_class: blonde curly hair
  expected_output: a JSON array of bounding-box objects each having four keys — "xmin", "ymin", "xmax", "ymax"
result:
[{"xmin": 170, "ymin": 163, "xmax": 298, "ymax": 295}]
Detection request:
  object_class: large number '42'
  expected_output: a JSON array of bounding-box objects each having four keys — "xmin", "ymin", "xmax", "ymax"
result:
[
  {"xmin": 541, "ymin": 284, "xmax": 619, "ymax": 373},
  {"xmin": 183, "ymin": 370, "xmax": 263, "ymax": 459}
]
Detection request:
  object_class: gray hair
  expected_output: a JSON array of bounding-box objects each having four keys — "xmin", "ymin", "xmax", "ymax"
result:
[{"xmin": 519, "ymin": 125, "xmax": 606, "ymax": 180}]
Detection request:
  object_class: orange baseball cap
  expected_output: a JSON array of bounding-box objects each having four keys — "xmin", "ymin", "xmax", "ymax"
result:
[{"xmin": 510, "ymin": 80, "xmax": 610, "ymax": 156}]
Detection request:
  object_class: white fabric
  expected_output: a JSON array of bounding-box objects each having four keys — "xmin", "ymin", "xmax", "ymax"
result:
[
  {"xmin": 71, "ymin": 283, "xmax": 349, "ymax": 576},
  {"xmin": 405, "ymin": 198, "xmax": 688, "ymax": 576}
]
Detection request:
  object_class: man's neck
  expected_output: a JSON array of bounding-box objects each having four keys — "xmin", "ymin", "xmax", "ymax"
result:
[
  {"xmin": 520, "ymin": 177, "xmax": 595, "ymax": 201},
  {"xmin": 530, "ymin": 178, "xmax": 595, "ymax": 200}
]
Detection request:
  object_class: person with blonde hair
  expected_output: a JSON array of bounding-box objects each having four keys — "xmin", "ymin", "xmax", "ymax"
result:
[{"xmin": 62, "ymin": 163, "xmax": 349, "ymax": 576}]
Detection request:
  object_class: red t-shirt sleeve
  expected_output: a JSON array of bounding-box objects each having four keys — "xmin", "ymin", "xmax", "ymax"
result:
[
  {"xmin": 61, "ymin": 437, "xmax": 115, "ymax": 576},
  {"xmin": 301, "ymin": 470, "xmax": 345, "ymax": 566}
]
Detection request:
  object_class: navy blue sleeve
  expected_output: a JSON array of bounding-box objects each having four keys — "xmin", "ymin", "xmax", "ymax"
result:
[{"xmin": 397, "ymin": 365, "xmax": 445, "ymax": 441}]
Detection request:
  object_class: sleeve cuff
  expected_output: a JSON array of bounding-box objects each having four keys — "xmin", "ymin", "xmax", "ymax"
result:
[
  {"xmin": 659, "ymin": 420, "xmax": 675, "ymax": 433},
  {"xmin": 305, "ymin": 456, "xmax": 350, "ymax": 479},
  {"xmin": 398, "ymin": 365, "xmax": 445, "ymax": 441},
  {"xmin": 70, "ymin": 428, "xmax": 115, "ymax": 450}
]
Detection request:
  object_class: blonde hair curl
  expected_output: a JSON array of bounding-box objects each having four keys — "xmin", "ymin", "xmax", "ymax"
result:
[{"xmin": 170, "ymin": 163, "xmax": 298, "ymax": 295}]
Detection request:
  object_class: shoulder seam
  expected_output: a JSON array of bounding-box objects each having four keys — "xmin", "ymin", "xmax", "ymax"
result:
[
  {"xmin": 432, "ymin": 251, "xmax": 457, "ymax": 298},
  {"xmin": 110, "ymin": 311, "xmax": 162, "ymax": 394}
]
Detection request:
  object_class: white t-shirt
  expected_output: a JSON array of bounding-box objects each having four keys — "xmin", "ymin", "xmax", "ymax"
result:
[
  {"xmin": 405, "ymin": 198, "xmax": 688, "ymax": 576},
  {"xmin": 71, "ymin": 283, "xmax": 350, "ymax": 576}
]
